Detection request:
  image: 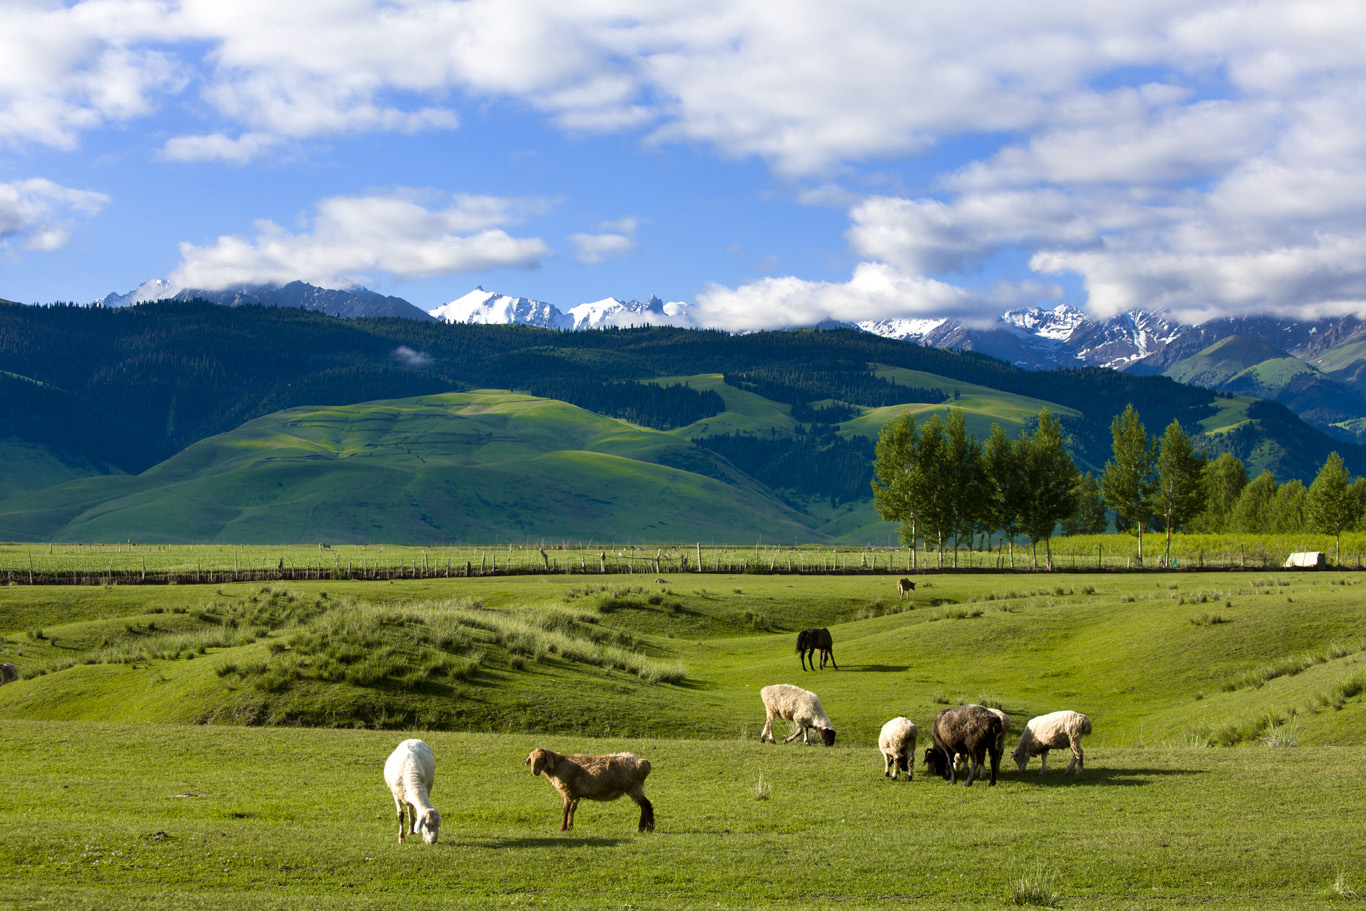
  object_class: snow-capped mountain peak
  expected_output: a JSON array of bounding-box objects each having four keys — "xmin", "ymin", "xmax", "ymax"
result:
[
  {"xmin": 94, "ymin": 278, "xmax": 179, "ymax": 307},
  {"xmin": 1001, "ymin": 303, "xmax": 1088, "ymax": 341},
  {"xmin": 429, "ymin": 287, "xmax": 571, "ymax": 330}
]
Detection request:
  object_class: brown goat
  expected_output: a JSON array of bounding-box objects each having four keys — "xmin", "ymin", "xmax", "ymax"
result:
[
  {"xmin": 525, "ymin": 747, "xmax": 655, "ymax": 833},
  {"xmin": 896, "ymin": 578, "xmax": 916, "ymax": 600}
]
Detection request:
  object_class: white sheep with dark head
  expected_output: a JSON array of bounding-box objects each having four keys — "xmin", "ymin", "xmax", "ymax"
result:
[
  {"xmin": 1012, "ymin": 710, "xmax": 1092, "ymax": 776},
  {"xmin": 383, "ymin": 739, "xmax": 441, "ymax": 844},
  {"xmin": 759, "ymin": 684, "xmax": 836, "ymax": 746},
  {"xmin": 878, "ymin": 717, "xmax": 918, "ymax": 781}
]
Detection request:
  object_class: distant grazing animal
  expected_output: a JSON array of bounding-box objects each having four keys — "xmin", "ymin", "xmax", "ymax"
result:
[
  {"xmin": 896, "ymin": 578, "xmax": 916, "ymax": 600},
  {"xmin": 383, "ymin": 739, "xmax": 441, "ymax": 845},
  {"xmin": 923, "ymin": 704, "xmax": 1003, "ymax": 786},
  {"xmin": 1012, "ymin": 710, "xmax": 1092, "ymax": 777},
  {"xmin": 796, "ymin": 627, "xmax": 837, "ymax": 670},
  {"xmin": 878, "ymin": 717, "xmax": 918, "ymax": 781},
  {"xmin": 759, "ymin": 683, "xmax": 837, "ymax": 746},
  {"xmin": 525, "ymin": 747, "xmax": 654, "ymax": 833},
  {"xmin": 0, "ymin": 663, "xmax": 18, "ymax": 685}
]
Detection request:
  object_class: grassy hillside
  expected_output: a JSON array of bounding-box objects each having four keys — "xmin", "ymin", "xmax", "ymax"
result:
[
  {"xmin": 0, "ymin": 391, "xmax": 823, "ymax": 545},
  {"xmin": 2, "ymin": 573, "xmax": 1364, "ymax": 909},
  {"xmin": 3, "ymin": 573, "xmax": 1362, "ymax": 747}
]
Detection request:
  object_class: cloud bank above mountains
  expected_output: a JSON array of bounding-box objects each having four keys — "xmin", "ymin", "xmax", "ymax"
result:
[{"xmin": 5, "ymin": 1, "xmax": 1366, "ymax": 329}]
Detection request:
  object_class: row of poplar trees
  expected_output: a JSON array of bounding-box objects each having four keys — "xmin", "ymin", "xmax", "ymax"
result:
[
  {"xmin": 870, "ymin": 407, "xmax": 1076, "ymax": 570},
  {"xmin": 872, "ymin": 402, "xmax": 1363, "ymax": 569}
]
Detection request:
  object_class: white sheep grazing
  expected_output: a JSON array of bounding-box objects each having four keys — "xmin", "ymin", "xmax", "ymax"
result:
[
  {"xmin": 759, "ymin": 684, "xmax": 837, "ymax": 746},
  {"xmin": 383, "ymin": 739, "xmax": 442, "ymax": 844},
  {"xmin": 1012, "ymin": 710, "xmax": 1092, "ymax": 776},
  {"xmin": 878, "ymin": 717, "xmax": 918, "ymax": 781}
]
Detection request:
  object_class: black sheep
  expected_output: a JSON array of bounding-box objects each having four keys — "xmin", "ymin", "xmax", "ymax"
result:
[{"xmin": 923, "ymin": 704, "xmax": 1003, "ymax": 786}]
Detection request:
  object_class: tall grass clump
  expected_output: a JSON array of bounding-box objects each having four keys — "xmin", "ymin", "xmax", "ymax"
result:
[{"xmin": 1012, "ymin": 860, "xmax": 1062, "ymax": 908}]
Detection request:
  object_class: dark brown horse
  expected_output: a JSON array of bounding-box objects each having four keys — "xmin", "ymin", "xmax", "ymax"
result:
[{"xmin": 796, "ymin": 628, "xmax": 837, "ymax": 670}]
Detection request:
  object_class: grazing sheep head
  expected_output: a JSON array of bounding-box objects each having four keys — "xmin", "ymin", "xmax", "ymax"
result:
[
  {"xmin": 923, "ymin": 747, "xmax": 951, "ymax": 779},
  {"xmin": 1011, "ymin": 746, "xmax": 1029, "ymax": 774},
  {"xmin": 820, "ymin": 727, "xmax": 836, "ymax": 747},
  {"xmin": 525, "ymin": 748, "xmax": 555, "ymax": 776},
  {"xmin": 417, "ymin": 808, "xmax": 442, "ymax": 844}
]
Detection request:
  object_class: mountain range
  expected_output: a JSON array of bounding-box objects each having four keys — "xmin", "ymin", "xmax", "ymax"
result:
[{"xmin": 92, "ymin": 279, "xmax": 1366, "ymax": 439}]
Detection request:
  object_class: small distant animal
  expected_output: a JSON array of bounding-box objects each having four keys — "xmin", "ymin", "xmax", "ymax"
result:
[
  {"xmin": 0, "ymin": 663, "xmax": 18, "ymax": 685},
  {"xmin": 796, "ymin": 627, "xmax": 837, "ymax": 670},
  {"xmin": 896, "ymin": 578, "xmax": 916, "ymax": 600},
  {"xmin": 654, "ymin": 578, "xmax": 669, "ymax": 584},
  {"xmin": 525, "ymin": 747, "xmax": 654, "ymax": 833}
]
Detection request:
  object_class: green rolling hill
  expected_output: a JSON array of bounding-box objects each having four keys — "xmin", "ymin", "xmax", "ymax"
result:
[
  {"xmin": 0, "ymin": 391, "xmax": 826, "ymax": 545},
  {"xmin": 3, "ymin": 301, "xmax": 1365, "ymax": 544}
]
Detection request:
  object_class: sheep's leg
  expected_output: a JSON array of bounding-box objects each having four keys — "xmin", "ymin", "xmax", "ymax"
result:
[
  {"xmin": 560, "ymin": 796, "xmax": 577, "ymax": 832},
  {"xmin": 783, "ymin": 722, "xmax": 804, "ymax": 744},
  {"xmin": 987, "ymin": 745, "xmax": 1000, "ymax": 786},
  {"xmin": 1038, "ymin": 749, "xmax": 1049, "ymax": 774},
  {"xmin": 633, "ymin": 791, "xmax": 655, "ymax": 832},
  {"xmin": 393, "ymin": 797, "xmax": 407, "ymax": 844},
  {"xmin": 760, "ymin": 711, "xmax": 776, "ymax": 743},
  {"xmin": 1067, "ymin": 737, "xmax": 1083, "ymax": 776}
]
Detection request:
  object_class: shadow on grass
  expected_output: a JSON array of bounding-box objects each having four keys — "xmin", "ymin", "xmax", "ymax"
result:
[
  {"xmin": 1006, "ymin": 766, "xmax": 1204, "ymax": 787},
  {"xmin": 846, "ymin": 664, "xmax": 911, "ymax": 672},
  {"xmin": 477, "ymin": 835, "xmax": 630, "ymax": 849}
]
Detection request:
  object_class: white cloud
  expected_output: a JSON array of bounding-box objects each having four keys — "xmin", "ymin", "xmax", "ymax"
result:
[
  {"xmin": 159, "ymin": 131, "xmax": 280, "ymax": 164},
  {"xmin": 0, "ymin": 178, "xmax": 110, "ymax": 254},
  {"xmin": 9, "ymin": 2, "xmax": 1366, "ymax": 323},
  {"xmin": 169, "ymin": 190, "xmax": 552, "ymax": 289},
  {"xmin": 691, "ymin": 262, "xmax": 980, "ymax": 332},
  {"xmin": 569, "ymin": 216, "xmax": 639, "ymax": 264}
]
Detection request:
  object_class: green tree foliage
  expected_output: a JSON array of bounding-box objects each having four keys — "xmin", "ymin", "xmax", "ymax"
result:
[
  {"xmin": 1270, "ymin": 479, "xmax": 1308, "ymax": 533},
  {"xmin": 1017, "ymin": 408, "xmax": 1078, "ymax": 569},
  {"xmin": 694, "ymin": 427, "xmax": 873, "ymax": 505},
  {"xmin": 871, "ymin": 413, "xmax": 920, "ymax": 563},
  {"xmin": 1191, "ymin": 453, "xmax": 1247, "ymax": 532},
  {"xmin": 941, "ymin": 409, "xmax": 988, "ymax": 566},
  {"xmin": 1154, "ymin": 420, "xmax": 1206, "ymax": 566},
  {"xmin": 1231, "ymin": 470, "xmax": 1278, "ymax": 532},
  {"xmin": 1101, "ymin": 404, "xmax": 1158, "ymax": 564},
  {"xmin": 984, "ymin": 423, "xmax": 1027, "ymax": 567},
  {"xmin": 1307, "ymin": 452, "xmax": 1358, "ymax": 564},
  {"xmin": 1061, "ymin": 471, "xmax": 1108, "ymax": 537}
]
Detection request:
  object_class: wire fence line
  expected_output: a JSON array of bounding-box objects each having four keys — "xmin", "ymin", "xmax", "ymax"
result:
[{"xmin": 1, "ymin": 534, "xmax": 1360, "ymax": 586}]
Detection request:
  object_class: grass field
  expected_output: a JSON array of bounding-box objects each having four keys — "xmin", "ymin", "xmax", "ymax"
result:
[{"xmin": 2, "ymin": 570, "xmax": 1365, "ymax": 908}]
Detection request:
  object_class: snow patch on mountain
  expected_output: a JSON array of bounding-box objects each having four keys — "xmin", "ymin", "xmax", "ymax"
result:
[
  {"xmin": 94, "ymin": 278, "xmax": 179, "ymax": 307},
  {"xmin": 855, "ymin": 317, "xmax": 947, "ymax": 342},
  {"xmin": 566, "ymin": 295, "xmax": 691, "ymax": 330},
  {"xmin": 430, "ymin": 287, "xmax": 572, "ymax": 330}
]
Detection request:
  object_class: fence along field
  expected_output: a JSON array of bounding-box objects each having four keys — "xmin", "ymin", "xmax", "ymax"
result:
[{"xmin": 4, "ymin": 531, "xmax": 1366, "ymax": 584}]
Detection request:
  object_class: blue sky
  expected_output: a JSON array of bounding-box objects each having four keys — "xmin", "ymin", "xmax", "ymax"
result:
[{"xmin": 5, "ymin": 1, "xmax": 1366, "ymax": 330}]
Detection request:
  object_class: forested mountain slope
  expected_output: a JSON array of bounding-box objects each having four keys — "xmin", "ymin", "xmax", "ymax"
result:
[{"xmin": 1, "ymin": 300, "xmax": 1361, "ymax": 542}]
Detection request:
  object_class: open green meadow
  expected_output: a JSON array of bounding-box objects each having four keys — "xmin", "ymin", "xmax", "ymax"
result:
[{"xmin": 2, "ymin": 570, "xmax": 1365, "ymax": 908}]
